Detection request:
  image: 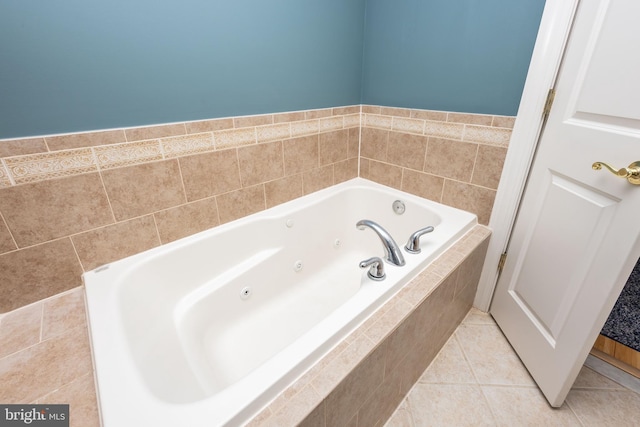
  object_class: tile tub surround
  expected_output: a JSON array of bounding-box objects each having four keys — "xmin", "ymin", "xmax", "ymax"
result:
[
  {"xmin": 0, "ymin": 224, "xmax": 489, "ymax": 427},
  {"xmin": 249, "ymin": 225, "xmax": 491, "ymax": 427},
  {"xmin": 0, "ymin": 106, "xmax": 361, "ymax": 313},
  {"xmin": 0, "ymin": 105, "xmax": 508, "ymax": 425},
  {"xmin": 359, "ymin": 105, "xmax": 513, "ymax": 225},
  {"xmin": 0, "ymin": 287, "xmax": 99, "ymax": 427},
  {"xmin": 0, "ymin": 105, "xmax": 511, "ymax": 313}
]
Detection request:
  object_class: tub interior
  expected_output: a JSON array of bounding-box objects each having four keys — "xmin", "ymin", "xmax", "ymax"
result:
[{"xmin": 85, "ymin": 178, "xmax": 475, "ymax": 425}]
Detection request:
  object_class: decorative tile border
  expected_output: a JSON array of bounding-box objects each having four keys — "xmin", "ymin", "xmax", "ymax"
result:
[
  {"xmin": 0, "ymin": 105, "xmax": 512, "ymax": 186},
  {"xmin": 0, "ymin": 162, "xmax": 13, "ymax": 187},
  {"xmin": 4, "ymin": 149, "xmax": 97, "ymax": 185},
  {"xmin": 94, "ymin": 140, "xmax": 163, "ymax": 170}
]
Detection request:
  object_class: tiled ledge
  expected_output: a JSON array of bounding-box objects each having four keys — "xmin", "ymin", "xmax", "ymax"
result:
[{"xmin": 247, "ymin": 225, "xmax": 491, "ymax": 426}]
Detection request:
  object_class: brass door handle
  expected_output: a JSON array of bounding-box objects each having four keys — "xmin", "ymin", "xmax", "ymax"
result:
[{"xmin": 592, "ymin": 161, "xmax": 640, "ymax": 185}]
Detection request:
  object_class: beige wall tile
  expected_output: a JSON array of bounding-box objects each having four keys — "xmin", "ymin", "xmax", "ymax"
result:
[
  {"xmin": 401, "ymin": 169, "xmax": 444, "ymax": 202},
  {"xmin": 333, "ymin": 106, "xmax": 360, "ymax": 115},
  {"xmin": 214, "ymin": 127, "xmax": 256, "ymax": 149},
  {"xmin": 324, "ymin": 343, "xmax": 387, "ymax": 426},
  {"xmin": 71, "ymin": 216, "xmax": 160, "ymax": 271},
  {"xmin": 185, "ymin": 117, "xmax": 234, "ymax": 133},
  {"xmin": 424, "ymin": 137, "xmax": 478, "ymax": 182},
  {"xmin": 447, "ymin": 112, "xmax": 493, "ymax": 126},
  {"xmin": 0, "ymin": 239, "xmax": 83, "ymax": 313},
  {"xmin": 472, "ymin": 145, "xmax": 507, "ymax": 189},
  {"xmin": 234, "ymin": 114, "xmax": 273, "ymax": 128},
  {"xmin": 265, "ymin": 174, "xmax": 303, "ymax": 208},
  {"xmin": 237, "ymin": 141, "xmax": 284, "ymax": 187},
  {"xmin": 101, "ymin": 160, "xmax": 186, "ymax": 221},
  {"xmin": 216, "ymin": 184, "xmax": 265, "ymax": 224},
  {"xmin": 347, "ymin": 127, "xmax": 359, "ymax": 159},
  {"xmin": 0, "ymin": 303, "xmax": 42, "ymax": 359},
  {"xmin": 42, "ymin": 287, "xmax": 86, "ymax": 340},
  {"xmin": 0, "ymin": 326, "xmax": 92, "ymax": 404},
  {"xmin": 492, "ymin": 116, "xmax": 516, "ymax": 129},
  {"xmin": 334, "ymin": 158, "xmax": 358, "ymax": 183},
  {"xmin": 360, "ymin": 127, "xmax": 388, "ymax": 161},
  {"xmin": 297, "ymin": 402, "xmax": 325, "ymax": 427},
  {"xmin": 46, "ymin": 130, "xmax": 126, "ymax": 151},
  {"xmin": 274, "ymin": 111, "xmax": 305, "ymax": 123},
  {"xmin": 283, "ymin": 135, "xmax": 319, "ymax": 175},
  {"xmin": 411, "ymin": 109, "xmax": 447, "ymax": 121},
  {"xmin": 0, "ymin": 217, "xmax": 17, "ymax": 254},
  {"xmin": 0, "ymin": 173, "xmax": 113, "ymax": 247},
  {"xmin": 455, "ymin": 238, "xmax": 490, "ymax": 297},
  {"xmin": 160, "ymin": 133, "xmax": 214, "ymax": 158},
  {"xmin": 362, "ymin": 105, "xmax": 381, "ymax": 114},
  {"xmin": 5, "ymin": 149, "xmax": 97, "ymax": 184},
  {"xmin": 179, "ymin": 149, "xmax": 242, "ymax": 201},
  {"xmin": 463, "ymin": 125, "xmax": 512, "ymax": 147},
  {"xmin": 380, "ymin": 106, "xmax": 411, "ymax": 117},
  {"xmin": 359, "ymin": 158, "xmax": 371, "ymax": 179},
  {"xmin": 37, "ymin": 373, "xmax": 100, "ymax": 427},
  {"xmin": 303, "ymin": 165, "xmax": 333, "ymax": 195},
  {"xmin": 368, "ymin": 160, "xmax": 403, "ymax": 189},
  {"xmin": 318, "ymin": 130, "xmax": 348, "ymax": 166},
  {"xmin": 305, "ymin": 108, "xmax": 332, "ymax": 119},
  {"xmin": 442, "ymin": 180, "xmax": 496, "ymax": 225},
  {"xmin": 154, "ymin": 198, "xmax": 219, "ymax": 244},
  {"xmin": 356, "ymin": 368, "xmax": 404, "ymax": 427},
  {"xmin": 387, "ymin": 132, "xmax": 427, "ymax": 170},
  {"xmin": 125, "ymin": 123, "xmax": 185, "ymax": 141},
  {"xmin": 0, "ymin": 138, "xmax": 48, "ymax": 157}
]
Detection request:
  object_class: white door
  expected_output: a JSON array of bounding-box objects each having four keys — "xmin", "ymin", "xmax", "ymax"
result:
[{"xmin": 490, "ymin": 0, "xmax": 640, "ymax": 407}]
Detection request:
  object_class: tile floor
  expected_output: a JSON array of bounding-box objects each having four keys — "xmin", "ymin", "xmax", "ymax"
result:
[{"xmin": 385, "ymin": 308, "xmax": 640, "ymax": 426}]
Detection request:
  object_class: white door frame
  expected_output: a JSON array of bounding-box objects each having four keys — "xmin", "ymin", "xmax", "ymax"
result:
[{"xmin": 474, "ymin": 0, "xmax": 581, "ymax": 310}]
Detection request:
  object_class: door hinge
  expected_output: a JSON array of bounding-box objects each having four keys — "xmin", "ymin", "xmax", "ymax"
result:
[
  {"xmin": 543, "ymin": 88, "xmax": 556, "ymax": 120},
  {"xmin": 498, "ymin": 252, "xmax": 508, "ymax": 273}
]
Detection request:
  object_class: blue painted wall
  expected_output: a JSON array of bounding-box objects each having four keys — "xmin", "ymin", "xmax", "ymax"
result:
[
  {"xmin": 361, "ymin": 0, "xmax": 546, "ymax": 116},
  {"xmin": 0, "ymin": 0, "xmax": 544, "ymax": 139},
  {"xmin": 0, "ymin": 0, "xmax": 366, "ymax": 138}
]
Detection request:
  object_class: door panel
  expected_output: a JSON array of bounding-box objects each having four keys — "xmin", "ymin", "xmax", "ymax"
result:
[{"xmin": 491, "ymin": 0, "xmax": 640, "ymax": 407}]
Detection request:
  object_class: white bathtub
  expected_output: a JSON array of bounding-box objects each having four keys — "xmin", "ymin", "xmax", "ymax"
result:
[{"xmin": 84, "ymin": 178, "xmax": 476, "ymax": 426}]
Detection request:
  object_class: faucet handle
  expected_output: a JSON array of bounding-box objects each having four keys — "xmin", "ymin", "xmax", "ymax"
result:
[
  {"xmin": 405, "ymin": 226, "xmax": 435, "ymax": 254},
  {"xmin": 359, "ymin": 257, "xmax": 386, "ymax": 281}
]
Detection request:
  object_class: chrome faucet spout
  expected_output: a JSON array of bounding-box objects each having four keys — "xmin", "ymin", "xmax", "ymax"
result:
[{"xmin": 356, "ymin": 219, "xmax": 405, "ymax": 266}]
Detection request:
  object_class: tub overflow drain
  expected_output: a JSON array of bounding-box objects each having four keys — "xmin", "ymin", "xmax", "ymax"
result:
[
  {"xmin": 392, "ymin": 200, "xmax": 406, "ymax": 215},
  {"xmin": 293, "ymin": 260, "xmax": 303, "ymax": 272},
  {"xmin": 240, "ymin": 287, "xmax": 252, "ymax": 300}
]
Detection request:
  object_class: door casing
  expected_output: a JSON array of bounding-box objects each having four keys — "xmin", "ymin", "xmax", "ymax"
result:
[{"xmin": 475, "ymin": 0, "xmax": 581, "ymax": 310}]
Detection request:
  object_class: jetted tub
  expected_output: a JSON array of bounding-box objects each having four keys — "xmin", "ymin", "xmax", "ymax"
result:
[{"xmin": 84, "ymin": 178, "xmax": 476, "ymax": 426}]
